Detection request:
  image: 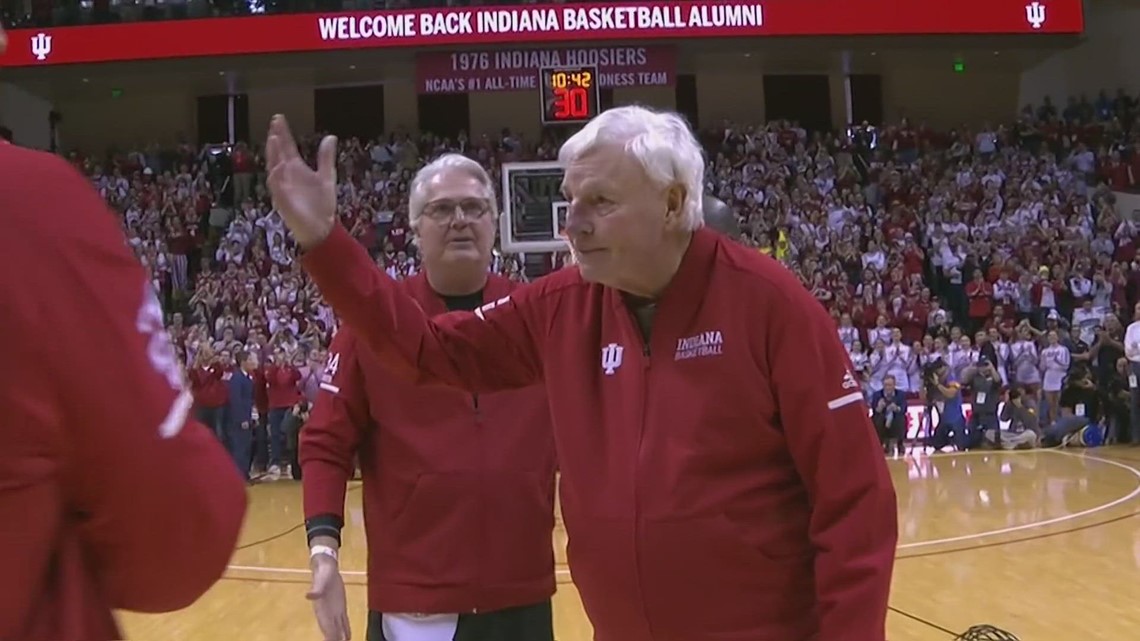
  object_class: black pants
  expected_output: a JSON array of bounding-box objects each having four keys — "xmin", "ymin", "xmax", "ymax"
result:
[
  {"xmin": 872, "ymin": 411, "xmax": 905, "ymax": 443},
  {"xmin": 366, "ymin": 601, "xmax": 553, "ymax": 641}
]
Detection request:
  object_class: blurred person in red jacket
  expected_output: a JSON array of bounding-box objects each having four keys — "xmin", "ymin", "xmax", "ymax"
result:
[
  {"xmin": 0, "ymin": 134, "xmax": 247, "ymax": 640},
  {"xmin": 269, "ymin": 107, "xmax": 896, "ymax": 641},
  {"xmin": 301, "ymin": 154, "xmax": 557, "ymax": 641},
  {"xmin": 250, "ymin": 356, "xmax": 270, "ymax": 474},
  {"xmin": 189, "ymin": 344, "xmax": 229, "ymax": 438},
  {"xmin": 265, "ymin": 348, "xmax": 302, "ymax": 479}
]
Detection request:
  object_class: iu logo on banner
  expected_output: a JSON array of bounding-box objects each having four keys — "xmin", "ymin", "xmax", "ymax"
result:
[
  {"xmin": 1025, "ymin": 2, "xmax": 1047, "ymax": 29},
  {"xmin": 31, "ymin": 32, "xmax": 53, "ymax": 61}
]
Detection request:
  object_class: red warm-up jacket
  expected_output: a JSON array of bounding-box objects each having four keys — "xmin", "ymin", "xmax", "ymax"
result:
[
  {"xmin": 303, "ymin": 224, "xmax": 898, "ymax": 641},
  {"xmin": 0, "ymin": 144, "xmax": 247, "ymax": 641},
  {"xmin": 189, "ymin": 364, "xmax": 228, "ymax": 408},
  {"xmin": 265, "ymin": 363, "xmax": 302, "ymax": 409},
  {"xmin": 300, "ymin": 272, "xmax": 557, "ymax": 614}
]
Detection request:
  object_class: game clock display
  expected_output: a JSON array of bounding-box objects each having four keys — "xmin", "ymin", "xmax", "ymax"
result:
[{"xmin": 539, "ymin": 66, "xmax": 600, "ymax": 125}]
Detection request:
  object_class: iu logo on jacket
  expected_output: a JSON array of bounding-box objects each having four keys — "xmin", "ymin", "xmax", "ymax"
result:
[{"xmin": 601, "ymin": 343, "xmax": 624, "ymax": 375}]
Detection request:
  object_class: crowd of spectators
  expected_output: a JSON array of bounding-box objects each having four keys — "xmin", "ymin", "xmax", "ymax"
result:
[{"xmin": 59, "ymin": 86, "xmax": 1140, "ymax": 461}]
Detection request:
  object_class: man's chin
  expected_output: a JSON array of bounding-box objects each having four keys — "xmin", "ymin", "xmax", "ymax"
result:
[
  {"xmin": 439, "ymin": 247, "xmax": 488, "ymax": 264},
  {"xmin": 575, "ymin": 262, "xmax": 609, "ymax": 285}
]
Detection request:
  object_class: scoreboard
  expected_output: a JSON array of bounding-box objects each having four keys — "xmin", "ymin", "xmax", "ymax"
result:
[{"xmin": 539, "ymin": 66, "xmax": 600, "ymax": 125}]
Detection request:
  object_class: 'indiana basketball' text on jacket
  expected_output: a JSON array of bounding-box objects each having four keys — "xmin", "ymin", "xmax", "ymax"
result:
[
  {"xmin": 300, "ymin": 272, "xmax": 558, "ymax": 615},
  {"xmin": 303, "ymin": 224, "xmax": 898, "ymax": 641}
]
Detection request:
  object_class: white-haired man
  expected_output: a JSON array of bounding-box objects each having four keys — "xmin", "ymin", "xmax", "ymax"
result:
[
  {"xmin": 268, "ymin": 107, "xmax": 897, "ymax": 641},
  {"xmin": 300, "ymin": 154, "xmax": 557, "ymax": 641}
]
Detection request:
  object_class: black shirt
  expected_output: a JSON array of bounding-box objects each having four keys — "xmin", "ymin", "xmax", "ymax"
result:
[
  {"xmin": 442, "ymin": 290, "xmax": 484, "ymax": 313},
  {"xmin": 1095, "ymin": 335, "xmax": 1124, "ymax": 387},
  {"xmin": 1059, "ymin": 383, "xmax": 1102, "ymax": 421}
]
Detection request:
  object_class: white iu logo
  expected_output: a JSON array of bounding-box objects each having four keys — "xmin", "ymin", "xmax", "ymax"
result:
[
  {"xmin": 31, "ymin": 33, "xmax": 53, "ymax": 61},
  {"xmin": 601, "ymin": 343, "xmax": 624, "ymax": 376},
  {"xmin": 1025, "ymin": 1, "xmax": 1046, "ymax": 29}
]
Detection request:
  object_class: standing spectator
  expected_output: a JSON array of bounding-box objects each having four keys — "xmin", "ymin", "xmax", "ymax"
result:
[
  {"xmin": 1123, "ymin": 303, "xmax": 1140, "ymax": 444},
  {"xmin": 225, "ymin": 350, "xmax": 258, "ymax": 482},
  {"xmin": 965, "ymin": 269, "xmax": 993, "ymax": 333},
  {"xmin": 265, "ymin": 348, "xmax": 302, "ymax": 479},
  {"xmin": 1039, "ymin": 330, "xmax": 1072, "ymax": 426},
  {"xmin": 251, "ymin": 356, "xmax": 270, "ymax": 476},
  {"xmin": 189, "ymin": 345, "xmax": 228, "ymax": 439},
  {"xmin": 232, "ymin": 142, "xmax": 256, "ymax": 203}
]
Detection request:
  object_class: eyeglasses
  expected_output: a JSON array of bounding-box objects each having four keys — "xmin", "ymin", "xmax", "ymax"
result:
[{"xmin": 422, "ymin": 199, "xmax": 491, "ymax": 223}]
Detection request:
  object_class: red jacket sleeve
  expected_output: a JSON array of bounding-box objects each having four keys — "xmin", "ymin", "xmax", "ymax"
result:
[
  {"xmin": 0, "ymin": 146, "xmax": 247, "ymax": 614},
  {"xmin": 302, "ymin": 224, "xmax": 543, "ymax": 393},
  {"xmin": 300, "ymin": 328, "xmax": 370, "ymax": 535},
  {"xmin": 764, "ymin": 275, "xmax": 897, "ymax": 641}
]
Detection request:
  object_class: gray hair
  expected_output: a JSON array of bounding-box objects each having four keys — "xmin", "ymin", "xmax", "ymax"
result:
[
  {"xmin": 558, "ymin": 105, "xmax": 705, "ymax": 231},
  {"xmin": 407, "ymin": 153, "xmax": 498, "ymax": 228}
]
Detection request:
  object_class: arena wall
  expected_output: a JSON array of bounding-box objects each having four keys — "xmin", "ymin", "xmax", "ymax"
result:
[
  {"xmin": 1019, "ymin": 0, "xmax": 1140, "ymax": 110},
  {"xmin": 0, "ymin": 54, "xmax": 1094, "ymax": 150}
]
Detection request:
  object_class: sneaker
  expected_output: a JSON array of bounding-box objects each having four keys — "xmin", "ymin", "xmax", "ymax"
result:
[{"xmin": 267, "ymin": 464, "xmax": 281, "ymax": 481}]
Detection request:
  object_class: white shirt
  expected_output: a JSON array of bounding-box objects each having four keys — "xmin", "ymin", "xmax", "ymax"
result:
[{"xmin": 1124, "ymin": 321, "xmax": 1140, "ymax": 364}]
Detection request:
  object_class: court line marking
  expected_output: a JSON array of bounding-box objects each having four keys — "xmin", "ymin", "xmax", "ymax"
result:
[
  {"xmin": 898, "ymin": 449, "xmax": 1140, "ymax": 549},
  {"xmin": 225, "ymin": 449, "xmax": 1140, "ymax": 579}
]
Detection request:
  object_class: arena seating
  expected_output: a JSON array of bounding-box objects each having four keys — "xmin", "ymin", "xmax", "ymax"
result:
[{"xmin": 63, "ymin": 91, "xmax": 1140, "ymax": 441}]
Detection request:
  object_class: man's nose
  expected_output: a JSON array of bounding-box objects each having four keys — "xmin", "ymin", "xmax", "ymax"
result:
[{"xmin": 563, "ymin": 201, "xmax": 590, "ymax": 238}]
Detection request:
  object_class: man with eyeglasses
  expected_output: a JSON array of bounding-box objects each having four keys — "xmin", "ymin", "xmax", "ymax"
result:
[{"xmin": 300, "ymin": 154, "xmax": 557, "ymax": 641}]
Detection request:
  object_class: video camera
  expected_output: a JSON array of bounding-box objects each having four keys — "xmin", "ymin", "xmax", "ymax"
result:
[{"xmin": 922, "ymin": 358, "xmax": 945, "ymax": 384}]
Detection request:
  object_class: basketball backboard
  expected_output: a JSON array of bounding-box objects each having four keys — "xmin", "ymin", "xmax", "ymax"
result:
[{"xmin": 500, "ymin": 161, "xmax": 570, "ymax": 253}]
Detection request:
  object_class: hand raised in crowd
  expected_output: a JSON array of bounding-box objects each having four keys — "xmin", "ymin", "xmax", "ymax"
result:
[{"xmin": 265, "ymin": 115, "xmax": 339, "ymax": 250}]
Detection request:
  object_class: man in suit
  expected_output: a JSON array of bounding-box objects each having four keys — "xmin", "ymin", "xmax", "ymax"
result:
[
  {"xmin": 870, "ymin": 375, "xmax": 907, "ymax": 455},
  {"xmin": 226, "ymin": 350, "xmax": 259, "ymax": 481}
]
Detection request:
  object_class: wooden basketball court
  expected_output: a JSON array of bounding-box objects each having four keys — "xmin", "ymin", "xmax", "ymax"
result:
[{"xmin": 120, "ymin": 447, "xmax": 1140, "ymax": 640}]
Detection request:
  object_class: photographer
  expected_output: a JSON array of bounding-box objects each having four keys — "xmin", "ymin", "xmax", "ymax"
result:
[
  {"xmin": 925, "ymin": 358, "xmax": 978, "ymax": 450},
  {"xmin": 1042, "ymin": 366, "xmax": 1102, "ymax": 447},
  {"xmin": 963, "ymin": 357, "xmax": 1001, "ymax": 446},
  {"xmin": 998, "ymin": 387, "xmax": 1041, "ymax": 450},
  {"xmin": 870, "ymin": 375, "xmax": 907, "ymax": 456}
]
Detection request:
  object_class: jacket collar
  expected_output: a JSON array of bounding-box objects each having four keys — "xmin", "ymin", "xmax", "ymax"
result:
[
  {"xmin": 605, "ymin": 227, "xmax": 721, "ymax": 352},
  {"xmin": 405, "ymin": 270, "xmax": 513, "ymax": 316}
]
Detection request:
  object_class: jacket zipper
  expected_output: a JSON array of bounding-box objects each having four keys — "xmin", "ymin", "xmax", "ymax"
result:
[
  {"xmin": 634, "ymin": 334, "xmax": 654, "ymax": 636},
  {"xmin": 473, "ymin": 392, "xmax": 483, "ymax": 614}
]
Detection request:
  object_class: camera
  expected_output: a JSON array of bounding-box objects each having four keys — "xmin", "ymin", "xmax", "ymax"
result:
[{"xmin": 923, "ymin": 358, "xmax": 945, "ymax": 384}]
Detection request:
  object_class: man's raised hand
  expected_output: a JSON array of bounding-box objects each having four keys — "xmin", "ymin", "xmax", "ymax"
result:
[{"xmin": 265, "ymin": 114, "xmax": 339, "ymax": 249}]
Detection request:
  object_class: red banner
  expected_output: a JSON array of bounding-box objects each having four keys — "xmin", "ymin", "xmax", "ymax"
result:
[
  {"xmin": 0, "ymin": 0, "xmax": 1084, "ymax": 68},
  {"xmin": 416, "ymin": 46, "xmax": 676, "ymax": 94}
]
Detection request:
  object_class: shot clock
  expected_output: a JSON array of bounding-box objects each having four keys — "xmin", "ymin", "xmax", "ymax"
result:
[{"xmin": 539, "ymin": 66, "xmax": 600, "ymax": 125}]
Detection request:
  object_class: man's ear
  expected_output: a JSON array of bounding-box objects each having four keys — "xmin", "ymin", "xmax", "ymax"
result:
[{"xmin": 664, "ymin": 185, "xmax": 686, "ymax": 229}]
